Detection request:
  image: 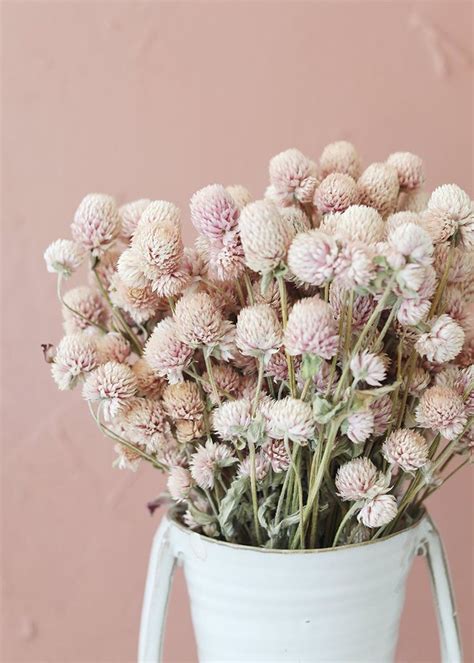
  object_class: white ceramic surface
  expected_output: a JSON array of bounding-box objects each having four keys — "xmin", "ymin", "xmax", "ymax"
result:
[{"xmin": 138, "ymin": 512, "xmax": 461, "ymax": 663}]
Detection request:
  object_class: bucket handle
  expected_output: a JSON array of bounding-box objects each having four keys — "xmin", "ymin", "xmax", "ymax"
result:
[
  {"xmin": 138, "ymin": 517, "xmax": 176, "ymax": 663},
  {"xmin": 419, "ymin": 516, "xmax": 462, "ymax": 663}
]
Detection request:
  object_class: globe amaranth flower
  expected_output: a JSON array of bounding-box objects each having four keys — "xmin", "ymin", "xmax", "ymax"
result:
[
  {"xmin": 334, "ymin": 241, "xmax": 375, "ymax": 289},
  {"xmin": 119, "ymin": 198, "xmax": 151, "ymax": 242},
  {"xmin": 386, "ymin": 152, "xmax": 424, "ymax": 191},
  {"xmin": 202, "ymin": 364, "xmax": 242, "ymax": 404},
  {"xmin": 416, "ymin": 386, "xmax": 467, "ymax": 440},
  {"xmin": 357, "ymin": 163, "xmax": 400, "ymax": 218},
  {"xmin": 190, "ymin": 439, "xmax": 236, "ymax": 489},
  {"xmin": 425, "ymin": 184, "xmax": 473, "ymax": 249},
  {"xmin": 370, "ymin": 395, "xmax": 393, "ymax": 437},
  {"xmin": 314, "ymin": 173, "xmax": 359, "ymax": 214},
  {"xmin": 51, "ymin": 333, "xmax": 99, "ymax": 390},
  {"xmin": 267, "ymin": 397, "xmax": 314, "ymax": 444},
  {"xmin": 284, "ymin": 297, "xmax": 339, "ymax": 360},
  {"xmin": 415, "ymin": 315, "xmax": 465, "ymax": 364},
  {"xmin": 336, "ymin": 205, "xmax": 385, "ymax": 244},
  {"xmin": 190, "ymin": 184, "xmax": 240, "ymax": 240},
  {"xmin": 205, "ymin": 231, "xmax": 246, "ymax": 281},
  {"xmin": 162, "ymin": 381, "xmax": 205, "ymax": 421},
  {"xmin": 132, "ymin": 214, "xmax": 183, "ymax": 283},
  {"xmin": 329, "ymin": 282, "xmax": 376, "ymax": 331},
  {"xmin": 212, "ymin": 398, "xmax": 253, "ymax": 442},
  {"xmin": 382, "ymin": 429, "xmax": 429, "ymax": 472},
  {"xmin": 82, "ymin": 361, "xmax": 138, "ymax": 420},
  {"xmin": 116, "ymin": 248, "xmax": 148, "ymax": 288},
  {"xmin": 435, "ymin": 365, "xmax": 474, "ymax": 416},
  {"xmin": 350, "ymin": 351, "xmax": 387, "ymax": 387},
  {"xmin": 62, "ymin": 286, "xmax": 108, "ymax": 333},
  {"xmin": 239, "ymin": 200, "xmax": 293, "ymax": 274},
  {"xmin": 236, "ymin": 304, "xmax": 283, "ymax": 362},
  {"xmin": 174, "ymin": 291, "xmax": 234, "ymax": 357},
  {"xmin": 120, "ymin": 398, "xmax": 171, "ymax": 453},
  {"xmin": 280, "ymin": 206, "xmax": 311, "ymax": 234},
  {"xmin": 44, "ymin": 239, "xmax": 85, "ymax": 278},
  {"xmin": 343, "ymin": 409, "xmax": 375, "ymax": 444},
  {"xmin": 109, "ymin": 274, "xmax": 163, "ymax": 324},
  {"xmin": 132, "ymin": 359, "xmax": 166, "ymax": 399},
  {"xmin": 226, "ymin": 184, "xmax": 252, "ymax": 210},
  {"xmin": 268, "ymin": 148, "xmax": 318, "ymax": 206},
  {"xmin": 287, "ymin": 230, "xmax": 339, "ymax": 286},
  {"xmin": 144, "ymin": 318, "xmax": 194, "ymax": 383},
  {"xmin": 71, "ymin": 193, "xmax": 121, "ymax": 256},
  {"xmin": 387, "ymin": 222, "xmax": 433, "ymax": 266},
  {"xmin": 262, "ymin": 439, "xmax": 290, "ymax": 473},
  {"xmin": 238, "ymin": 451, "xmax": 270, "ymax": 482},
  {"xmin": 397, "ymin": 189, "xmax": 429, "ymax": 214},
  {"xmin": 97, "ymin": 332, "xmax": 131, "ymax": 364},
  {"xmin": 335, "ymin": 457, "xmax": 388, "ymax": 501},
  {"xmin": 167, "ymin": 466, "xmax": 193, "ymax": 502},
  {"xmin": 319, "ymin": 141, "xmax": 361, "ymax": 180},
  {"xmin": 357, "ymin": 494, "xmax": 397, "ymax": 528}
]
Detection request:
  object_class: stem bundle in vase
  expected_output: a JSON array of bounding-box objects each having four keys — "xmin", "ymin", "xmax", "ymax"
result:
[{"xmin": 43, "ymin": 144, "xmax": 473, "ymax": 549}]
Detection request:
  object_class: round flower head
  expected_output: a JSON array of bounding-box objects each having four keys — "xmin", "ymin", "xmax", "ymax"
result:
[
  {"xmin": 397, "ymin": 189, "xmax": 429, "ymax": 213},
  {"xmin": 205, "ymin": 231, "xmax": 246, "ymax": 281},
  {"xmin": 190, "ymin": 439, "xmax": 235, "ymax": 489},
  {"xmin": 284, "ymin": 297, "xmax": 339, "ymax": 359},
  {"xmin": 226, "ymin": 184, "xmax": 252, "ymax": 210},
  {"xmin": 51, "ymin": 333, "xmax": 99, "ymax": 390},
  {"xmin": 335, "ymin": 457, "xmax": 388, "ymax": 501},
  {"xmin": 205, "ymin": 364, "xmax": 241, "ymax": 400},
  {"xmin": 267, "ymin": 397, "xmax": 314, "ymax": 444},
  {"xmin": 319, "ymin": 141, "xmax": 361, "ymax": 180},
  {"xmin": 239, "ymin": 200, "xmax": 293, "ymax": 274},
  {"xmin": 190, "ymin": 184, "xmax": 240, "ymax": 240},
  {"xmin": 370, "ymin": 395, "xmax": 393, "ymax": 437},
  {"xmin": 426, "ymin": 184, "xmax": 473, "ymax": 248},
  {"xmin": 415, "ymin": 315, "xmax": 465, "ymax": 364},
  {"xmin": 109, "ymin": 275, "xmax": 163, "ymax": 324},
  {"xmin": 116, "ymin": 248, "xmax": 148, "ymax": 288},
  {"xmin": 334, "ymin": 241, "xmax": 375, "ymax": 289},
  {"xmin": 62, "ymin": 286, "xmax": 107, "ymax": 333},
  {"xmin": 406, "ymin": 366, "xmax": 430, "ymax": 396},
  {"xmin": 236, "ymin": 304, "xmax": 282, "ymax": 362},
  {"xmin": 268, "ymin": 148, "xmax": 318, "ymax": 205},
  {"xmin": 212, "ymin": 398, "xmax": 252, "ymax": 442},
  {"xmin": 382, "ymin": 429, "xmax": 429, "ymax": 472},
  {"xmin": 139, "ymin": 200, "xmax": 181, "ymax": 228},
  {"xmin": 387, "ymin": 222, "xmax": 433, "ymax": 266},
  {"xmin": 119, "ymin": 198, "xmax": 151, "ymax": 242},
  {"xmin": 82, "ymin": 361, "xmax": 137, "ymax": 420},
  {"xmin": 151, "ymin": 266, "xmax": 191, "ymax": 299},
  {"xmin": 337, "ymin": 205, "xmax": 385, "ymax": 244},
  {"xmin": 71, "ymin": 193, "xmax": 121, "ymax": 256},
  {"xmin": 358, "ymin": 163, "xmax": 399, "ymax": 218},
  {"xmin": 435, "ymin": 365, "xmax": 474, "ymax": 416},
  {"xmin": 167, "ymin": 467, "xmax": 192, "ymax": 502},
  {"xmin": 416, "ymin": 386, "xmax": 467, "ymax": 440},
  {"xmin": 238, "ymin": 451, "xmax": 270, "ymax": 482},
  {"xmin": 329, "ymin": 282, "xmax": 376, "ymax": 331},
  {"xmin": 385, "ymin": 211, "xmax": 421, "ymax": 236},
  {"xmin": 44, "ymin": 239, "xmax": 85, "ymax": 278},
  {"xmin": 132, "ymin": 215, "xmax": 183, "ymax": 281},
  {"xmin": 162, "ymin": 381, "xmax": 204, "ymax": 421},
  {"xmin": 251, "ymin": 277, "xmax": 281, "ymax": 312},
  {"xmin": 344, "ymin": 409, "xmax": 374, "ymax": 444},
  {"xmin": 358, "ymin": 494, "xmax": 397, "ymax": 528},
  {"xmin": 350, "ymin": 351, "xmax": 386, "ymax": 387},
  {"xmin": 121, "ymin": 398, "xmax": 170, "ymax": 453},
  {"xmin": 262, "ymin": 439, "xmax": 290, "ymax": 473},
  {"xmin": 113, "ymin": 443, "xmax": 141, "ymax": 472},
  {"xmin": 265, "ymin": 348, "xmax": 292, "ymax": 383},
  {"xmin": 132, "ymin": 359, "xmax": 165, "ymax": 399},
  {"xmin": 144, "ymin": 318, "xmax": 194, "ymax": 383},
  {"xmin": 174, "ymin": 291, "xmax": 228, "ymax": 349},
  {"xmin": 288, "ymin": 230, "xmax": 339, "ymax": 286},
  {"xmin": 314, "ymin": 173, "xmax": 359, "ymax": 214},
  {"xmin": 386, "ymin": 152, "xmax": 424, "ymax": 191},
  {"xmin": 97, "ymin": 332, "xmax": 131, "ymax": 363},
  {"xmin": 280, "ymin": 206, "xmax": 311, "ymax": 234}
]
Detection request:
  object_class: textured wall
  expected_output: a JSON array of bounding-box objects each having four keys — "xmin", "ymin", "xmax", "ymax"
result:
[{"xmin": 1, "ymin": 2, "xmax": 472, "ymax": 662}]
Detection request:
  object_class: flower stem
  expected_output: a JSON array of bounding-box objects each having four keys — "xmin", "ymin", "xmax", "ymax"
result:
[
  {"xmin": 248, "ymin": 439, "xmax": 262, "ymax": 545},
  {"xmin": 276, "ymin": 274, "xmax": 297, "ymax": 397},
  {"xmin": 332, "ymin": 502, "xmax": 359, "ymax": 547},
  {"xmin": 203, "ymin": 354, "xmax": 221, "ymax": 404}
]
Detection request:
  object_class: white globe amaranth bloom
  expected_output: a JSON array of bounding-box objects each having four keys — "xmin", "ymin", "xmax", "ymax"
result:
[
  {"xmin": 415, "ymin": 386, "xmax": 467, "ymax": 441},
  {"xmin": 357, "ymin": 494, "xmax": 398, "ymax": 528},
  {"xmin": 44, "ymin": 239, "xmax": 85, "ymax": 277},
  {"xmin": 350, "ymin": 351, "xmax": 387, "ymax": 387},
  {"xmin": 51, "ymin": 333, "xmax": 99, "ymax": 390},
  {"xmin": 335, "ymin": 457, "xmax": 389, "ymax": 501},
  {"xmin": 71, "ymin": 193, "xmax": 121, "ymax": 256},
  {"xmin": 238, "ymin": 200, "xmax": 293, "ymax": 273},
  {"xmin": 284, "ymin": 297, "xmax": 339, "ymax": 360},
  {"xmin": 267, "ymin": 397, "xmax": 314, "ymax": 444},
  {"xmin": 82, "ymin": 361, "xmax": 138, "ymax": 420},
  {"xmin": 382, "ymin": 429, "xmax": 429, "ymax": 472},
  {"xmin": 287, "ymin": 230, "xmax": 339, "ymax": 286},
  {"xmin": 236, "ymin": 304, "xmax": 283, "ymax": 362},
  {"xmin": 415, "ymin": 315, "xmax": 465, "ymax": 364}
]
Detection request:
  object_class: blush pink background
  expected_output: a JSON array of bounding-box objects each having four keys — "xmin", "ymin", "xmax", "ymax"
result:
[{"xmin": 1, "ymin": 2, "xmax": 473, "ymax": 662}]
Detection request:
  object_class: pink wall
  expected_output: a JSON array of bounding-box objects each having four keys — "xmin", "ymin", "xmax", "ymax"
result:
[{"xmin": 1, "ymin": 2, "xmax": 472, "ymax": 661}]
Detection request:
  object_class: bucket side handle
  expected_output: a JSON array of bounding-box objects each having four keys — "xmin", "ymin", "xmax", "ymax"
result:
[
  {"xmin": 138, "ymin": 517, "xmax": 177, "ymax": 663},
  {"xmin": 418, "ymin": 516, "xmax": 462, "ymax": 663}
]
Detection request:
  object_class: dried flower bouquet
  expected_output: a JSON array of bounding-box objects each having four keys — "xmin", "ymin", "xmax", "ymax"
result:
[{"xmin": 44, "ymin": 143, "xmax": 473, "ymax": 549}]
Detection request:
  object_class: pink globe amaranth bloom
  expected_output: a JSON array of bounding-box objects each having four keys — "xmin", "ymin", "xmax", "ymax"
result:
[
  {"xmin": 71, "ymin": 193, "xmax": 121, "ymax": 256},
  {"xmin": 387, "ymin": 222, "xmax": 433, "ymax": 266},
  {"xmin": 151, "ymin": 266, "xmax": 191, "ymax": 298},
  {"xmin": 174, "ymin": 290, "xmax": 230, "ymax": 350},
  {"xmin": 238, "ymin": 451, "xmax": 270, "ymax": 482},
  {"xmin": 119, "ymin": 198, "xmax": 151, "ymax": 242},
  {"xmin": 416, "ymin": 386, "xmax": 467, "ymax": 440},
  {"xmin": 370, "ymin": 395, "xmax": 393, "ymax": 437},
  {"xmin": 44, "ymin": 239, "xmax": 85, "ymax": 277},
  {"xmin": 329, "ymin": 282, "xmax": 376, "ymax": 331},
  {"xmin": 82, "ymin": 361, "xmax": 138, "ymax": 420},
  {"xmin": 415, "ymin": 314, "xmax": 465, "ymax": 364},
  {"xmin": 206, "ymin": 231, "xmax": 246, "ymax": 281},
  {"xmin": 319, "ymin": 141, "xmax": 361, "ymax": 180},
  {"xmin": 132, "ymin": 216, "xmax": 183, "ymax": 280},
  {"xmin": 345, "ymin": 409, "xmax": 374, "ymax": 444},
  {"xmin": 406, "ymin": 366, "xmax": 430, "ymax": 396},
  {"xmin": 267, "ymin": 397, "xmax": 314, "ymax": 444},
  {"xmin": 251, "ymin": 277, "xmax": 281, "ymax": 312},
  {"xmin": 121, "ymin": 398, "xmax": 171, "ymax": 453},
  {"xmin": 435, "ymin": 365, "xmax": 474, "ymax": 416},
  {"xmin": 268, "ymin": 148, "xmax": 318, "ymax": 205},
  {"xmin": 337, "ymin": 205, "xmax": 385, "ymax": 244},
  {"xmin": 155, "ymin": 432, "xmax": 187, "ymax": 468},
  {"xmin": 265, "ymin": 348, "xmax": 291, "ymax": 383},
  {"xmin": 144, "ymin": 318, "xmax": 194, "ymax": 383},
  {"xmin": 132, "ymin": 359, "xmax": 166, "ymax": 399},
  {"xmin": 335, "ymin": 457, "xmax": 389, "ymax": 501},
  {"xmin": 441, "ymin": 286, "xmax": 469, "ymax": 327},
  {"xmin": 397, "ymin": 189, "xmax": 429, "ymax": 214},
  {"xmin": 350, "ymin": 351, "xmax": 386, "ymax": 387},
  {"xmin": 314, "ymin": 173, "xmax": 359, "ymax": 214},
  {"xmin": 262, "ymin": 439, "xmax": 290, "ymax": 473},
  {"xmin": 116, "ymin": 248, "xmax": 148, "ymax": 288},
  {"xmin": 386, "ymin": 152, "xmax": 425, "ymax": 191},
  {"xmin": 397, "ymin": 298, "xmax": 432, "ymax": 327},
  {"xmin": 239, "ymin": 200, "xmax": 293, "ymax": 273},
  {"xmin": 212, "ymin": 398, "xmax": 252, "ymax": 442},
  {"xmin": 51, "ymin": 333, "xmax": 99, "ymax": 390},
  {"xmin": 236, "ymin": 304, "xmax": 283, "ymax": 361},
  {"xmin": 426, "ymin": 184, "xmax": 473, "ymax": 249},
  {"xmin": 113, "ymin": 443, "xmax": 141, "ymax": 472},
  {"xmin": 287, "ymin": 230, "xmax": 339, "ymax": 286},
  {"xmin": 226, "ymin": 184, "xmax": 252, "ymax": 210},
  {"xmin": 190, "ymin": 440, "xmax": 235, "ymax": 489},
  {"xmin": 358, "ymin": 163, "xmax": 400, "ymax": 218},
  {"xmin": 202, "ymin": 363, "xmax": 242, "ymax": 404},
  {"xmin": 162, "ymin": 381, "xmax": 204, "ymax": 421},
  {"xmin": 109, "ymin": 274, "xmax": 163, "ymax": 324},
  {"xmin": 284, "ymin": 297, "xmax": 339, "ymax": 360},
  {"xmin": 167, "ymin": 466, "xmax": 192, "ymax": 502},
  {"xmin": 357, "ymin": 494, "xmax": 397, "ymax": 528},
  {"xmin": 382, "ymin": 429, "xmax": 429, "ymax": 472},
  {"xmin": 434, "ymin": 243, "xmax": 473, "ymax": 286},
  {"xmin": 62, "ymin": 286, "xmax": 108, "ymax": 333},
  {"xmin": 385, "ymin": 211, "xmax": 422, "ymax": 236},
  {"xmin": 280, "ymin": 206, "xmax": 311, "ymax": 234},
  {"xmin": 97, "ymin": 332, "xmax": 131, "ymax": 363},
  {"xmin": 334, "ymin": 241, "xmax": 375, "ymax": 289},
  {"xmin": 190, "ymin": 184, "xmax": 240, "ymax": 240},
  {"xmin": 140, "ymin": 200, "xmax": 181, "ymax": 228}
]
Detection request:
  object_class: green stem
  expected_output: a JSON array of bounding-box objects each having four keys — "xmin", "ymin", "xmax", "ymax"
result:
[
  {"xmin": 332, "ymin": 503, "xmax": 359, "ymax": 547},
  {"xmin": 203, "ymin": 354, "xmax": 221, "ymax": 404},
  {"xmin": 277, "ymin": 274, "xmax": 297, "ymax": 397},
  {"xmin": 248, "ymin": 439, "xmax": 262, "ymax": 545}
]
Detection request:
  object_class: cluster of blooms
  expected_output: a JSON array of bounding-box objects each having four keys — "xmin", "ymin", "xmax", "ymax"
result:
[{"xmin": 43, "ymin": 142, "xmax": 473, "ymax": 549}]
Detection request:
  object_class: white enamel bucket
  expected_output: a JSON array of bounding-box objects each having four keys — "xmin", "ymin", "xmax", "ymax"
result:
[{"xmin": 138, "ymin": 511, "xmax": 461, "ymax": 663}]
